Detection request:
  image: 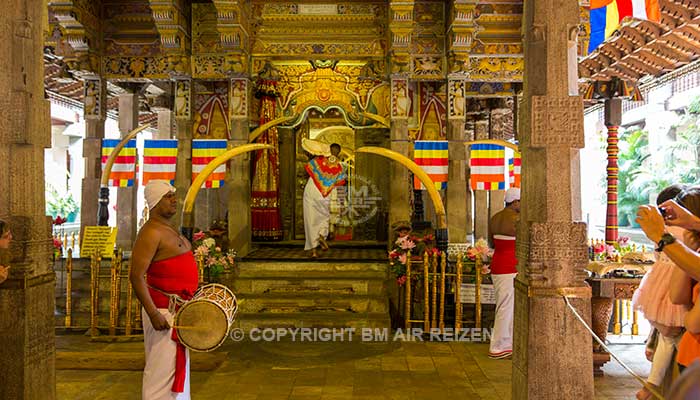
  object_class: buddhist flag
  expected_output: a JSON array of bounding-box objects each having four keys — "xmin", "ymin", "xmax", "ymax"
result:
[
  {"xmin": 509, "ymin": 151, "xmax": 521, "ymax": 189},
  {"xmin": 101, "ymin": 139, "xmax": 136, "ymax": 187},
  {"xmin": 192, "ymin": 139, "xmax": 227, "ymax": 188},
  {"xmin": 470, "ymin": 143, "xmax": 506, "ymax": 191},
  {"xmin": 143, "ymin": 139, "xmax": 178, "ymax": 185},
  {"xmin": 589, "ymin": 0, "xmax": 660, "ymax": 53},
  {"xmin": 413, "ymin": 141, "xmax": 448, "ymax": 191}
]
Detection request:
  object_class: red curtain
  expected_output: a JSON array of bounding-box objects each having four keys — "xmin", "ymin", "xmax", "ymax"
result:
[{"xmin": 251, "ymin": 79, "xmax": 282, "ymax": 240}]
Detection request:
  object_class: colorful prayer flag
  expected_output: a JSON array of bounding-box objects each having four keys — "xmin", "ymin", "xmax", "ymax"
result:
[
  {"xmin": 470, "ymin": 143, "xmax": 506, "ymax": 191},
  {"xmin": 509, "ymin": 151, "xmax": 521, "ymax": 189},
  {"xmin": 192, "ymin": 140, "xmax": 227, "ymax": 188},
  {"xmin": 101, "ymin": 139, "xmax": 136, "ymax": 187},
  {"xmin": 143, "ymin": 139, "xmax": 178, "ymax": 185},
  {"xmin": 413, "ymin": 141, "xmax": 448, "ymax": 191},
  {"xmin": 589, "ymin": 0, "xmax": 660, "ymax": 53}
]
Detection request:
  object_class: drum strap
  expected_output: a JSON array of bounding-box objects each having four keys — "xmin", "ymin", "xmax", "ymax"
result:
[{"xmin": 147, "ymin": 284, "xmax": 186, "ymax": 315}]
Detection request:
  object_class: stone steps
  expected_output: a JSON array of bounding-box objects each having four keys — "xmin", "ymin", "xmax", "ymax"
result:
[{"xmin": 233, "ymin": 259, "xmax": 391, "ymax": 330}]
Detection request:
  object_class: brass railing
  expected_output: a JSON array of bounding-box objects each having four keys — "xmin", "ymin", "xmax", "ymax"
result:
[{"xmin": 402, "ymin": 251, "xmax": 484, "ymax": 333}]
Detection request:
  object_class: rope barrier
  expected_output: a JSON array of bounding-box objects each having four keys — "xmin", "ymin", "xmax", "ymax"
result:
[{"xmin": 562, "ymin": 295, "xmax": 666, "ymax": 400}]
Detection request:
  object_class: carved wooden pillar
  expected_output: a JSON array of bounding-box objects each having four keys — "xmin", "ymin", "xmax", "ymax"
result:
[
  {"xmin": 80, "ymin": 77, "xmax": 106, "ymax": 236},
  {"xmin": 173, "ymin": 78, "xmax": 193, "ymax": 227},
  {"xmin": 473, "ymin": 119, "xmax": 489, "ymax": 241},
  {"xmin": 0, "ymin": 2, "xmax": 56, "ymax": 398},
  {"xmin": 512, "ymin": 0, "xmax": 593, "ymax": 397},
  {"xmin": 115, "ymin": 90, "xmax": 141, "ymax": 250},
  {"xmin": 447, "ymin": 78, "xmax": 469, "ymax": 243},
  {"xmin": 155, "ymin": 109, "xmax": 174, "ymax": 140},
  {"xmin": 227, "ymin": 77, "xmax": 252, "ymax": 256},
  {"xmin": 389, "ymin": 77, "xmax": 412, "ymax": 244},
  {"xmin": 604, "ymin": 98, "xmax": 621, "ymax": 245}
]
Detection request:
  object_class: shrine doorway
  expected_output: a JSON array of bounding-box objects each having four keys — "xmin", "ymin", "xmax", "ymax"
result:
[{"xmin": 278, "ymin": 107, "xmax": 390, "ymax": 243}]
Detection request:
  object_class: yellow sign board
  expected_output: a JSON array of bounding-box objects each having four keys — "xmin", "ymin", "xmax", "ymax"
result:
[{"xmin": 81, "ymin": 226, "xmax": 118, "ymax": 259}]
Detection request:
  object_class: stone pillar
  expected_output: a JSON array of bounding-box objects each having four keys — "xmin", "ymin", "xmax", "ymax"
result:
[
  {"xmin": 0, "ymin": 1, "xmax": 56, "ymax": 397},
  {"xmin": 155, "ymin": 109, "xmax": 174, "ymax": 140},
  {"xmin": 173, "ymin": 79, "xmax": 193, "ymax": 227},
  {"xmin": 604, "ymin": 98, "xmax": 621, "ymax": 245},
  {"xmin": 116, "ymin": 91, "xmax": 140, "ymax": 250},
  {"xmin": 278, "ymin": 127, "xmax": 295, "ymax": 241},
  {"xmin": 512, "ymin": 0, "xmax": 593, "ymax": 397},
  {"xmin": 447, "ymin": 78, "xmax": 469, "ymax": 243},
  {"xmin": 490, "ymin": 191, "xmax": 506, "ymax": 219},
  {"xmin": 80, "ymin": 78, "xmax": 106, "ymax": 236},
  {"xmin": 473, "ymin": 119, "xmax": 489, "ymax": 241},
  {"xmin": 388, "ymin": 77, "xmax": 412, "ymax": 243},
  {"xmin": 227, "ymin": 77, "xmax": 252, "ymax": 256},
  {"xmin": 389, "ymin": 120, "xmax": 411, "ymax": 241}
]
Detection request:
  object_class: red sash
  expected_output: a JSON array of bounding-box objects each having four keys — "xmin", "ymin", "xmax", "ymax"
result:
[
  {"xmin": 491, "ymin": 236, "xmax": 518, "ymax": 275},
  {"xmin": 146, "ymin": 251, "xmax": 199, "ymax": 393}
]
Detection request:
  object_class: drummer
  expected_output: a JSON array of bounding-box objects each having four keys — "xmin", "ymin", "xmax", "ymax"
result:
[{"xmin": 130, "ymin": 180, "xmax": 199, "ymax": 400}]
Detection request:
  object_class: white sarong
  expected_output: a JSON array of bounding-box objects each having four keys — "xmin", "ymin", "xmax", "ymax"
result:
[
  {"xmin": 303, "ymin": 177, "xmax": 331, "ymax": 250},
  {"xmin": 142, "ymin": 308, "xmax": 190, "ymax": 400},
  {"xmin": 489, "ymin": 273, "xmax": 517, "ymax": 355}
]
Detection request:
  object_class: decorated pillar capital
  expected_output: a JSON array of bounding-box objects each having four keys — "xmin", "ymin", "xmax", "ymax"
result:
[
  {"xmin": 83, "ymin": 77, "xmax": 106, "ymax": 120},
  {"xmin": 172, "ymin": 78, "xmax": 192, "ymax": 120}
]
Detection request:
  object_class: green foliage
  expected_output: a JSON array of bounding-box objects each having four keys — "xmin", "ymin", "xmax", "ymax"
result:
[
  {"xmin": 617, "ymin": 129, "xmax": 649, "ymax": 226},
  {"xmin": 616, "ymin": 95, "xmax": 700, "ymax": 226}
]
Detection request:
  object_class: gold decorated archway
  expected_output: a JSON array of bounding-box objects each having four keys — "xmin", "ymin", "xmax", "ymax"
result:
[{"xmin": 181, "ymin": 144, "xmax": 274, "ymax": 237}]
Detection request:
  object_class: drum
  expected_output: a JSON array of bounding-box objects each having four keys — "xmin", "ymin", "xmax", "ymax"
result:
[{"xmin": 174, "ymin": 283, "xmax": 238, "ymax": 352}]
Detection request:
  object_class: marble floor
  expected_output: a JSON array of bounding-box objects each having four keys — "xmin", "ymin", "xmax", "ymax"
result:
[{"xmin": 56, "ymin": 334, "xmax": 650, "ymax": 400}]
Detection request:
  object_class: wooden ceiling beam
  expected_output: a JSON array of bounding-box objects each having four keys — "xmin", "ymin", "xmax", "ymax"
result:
[
  {"xmin": 625, "ymin": 55, "xmax": 664, "ymax": 75},
  {"xmin": 637, "ymin": 48, "xmax": 675, "ymax": 69},
  {"xmin": 661, "ymin": 0, "xmax": 693, "ymax": 23},
  {"xmin": 649, "ymin": 41, "xmax": 692, "ymax": 63},
  {"xmin": 613, "ymin": 64, "xmax": 641, "ymax": 80}
]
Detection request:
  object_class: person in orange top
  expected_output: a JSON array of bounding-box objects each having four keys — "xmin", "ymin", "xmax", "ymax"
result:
[{"xmin": 676, "ymin": 282, "xmax": 700, "ymax": 372}]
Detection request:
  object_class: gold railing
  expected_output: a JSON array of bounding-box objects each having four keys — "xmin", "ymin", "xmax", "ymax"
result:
[
  {"xmin": 55, "ymin": 241, "xmax": 139, "ymax": 337},
  {"xmin": 402, "ymin": 251, "xmax": 485, "ymax": 333}
]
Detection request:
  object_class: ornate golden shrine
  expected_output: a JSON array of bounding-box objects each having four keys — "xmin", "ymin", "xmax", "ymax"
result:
[{"xmin": 44, "ymin": 0, "xmax": 525, "ymax": 245}]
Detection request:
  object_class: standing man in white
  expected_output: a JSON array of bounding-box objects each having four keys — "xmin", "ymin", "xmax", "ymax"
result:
[
  {"xmin": 488, "ymin": 188, "xmax": 520, "ymax": 359},
  {"xmin": 303, "ymin": 142, "xmax": 347, "ymax": 258},
  {"xmin": 130, "ymin": 181, "xmax": 199, "ymax": 399}
]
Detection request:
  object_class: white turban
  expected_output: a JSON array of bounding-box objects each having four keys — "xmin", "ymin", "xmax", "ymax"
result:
[
  {"xmin": 505, "ymin": 188, "xmax": 521, "ymax": 203},
  {"xmin": 145, "ymin": 180, "xmax": 176, "ymax": 210}
]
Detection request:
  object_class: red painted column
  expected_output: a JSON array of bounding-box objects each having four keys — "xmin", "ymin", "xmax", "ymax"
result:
[
  {"xmin": 605, "ymin": 124, "xmax": 619, "ymax": 245},
  {"xmin": 604, "ymin": 98, "xmax": 622, "ymax": 245}
]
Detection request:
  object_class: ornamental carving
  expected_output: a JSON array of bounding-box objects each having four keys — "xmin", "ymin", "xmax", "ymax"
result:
[
  {"xmin": 526, "ymin": 222, "xmax": 589, "ymax": 284},
  {"xmin": 531, "ymin": 96, "xmax": 584, "ymax": 148},
  {"xmin": 252, "ymin": 41, "xmax": 386, "ymax": 57},
  {"xmin": 448, "ymin": 79, "xmax": 466, "ymax": 120},
  {"xmin": 465, "ymin": 57, "xmax": 524, "ymax": 82},
  {"xmin": 192, "ymin": 55, "xmax": 246, "ymax": 79},
  {"xmin": 102, "ymin": 56, "xmax": 179, "ymax": 79},
  {"xmin": 229, "ymin": 78, "xmax": 248, "ymax": 120},
  {"xmin": 174, "ymin": 80, "xmax": 191, "ymax": 119},
  {"xmin": 83, "ymin": 78, "xmax": 103, "ymax": 119},
  {"xmin": 411, "ymin": 55, "xmax": 444, "ymax": 80},
  {"xmin": 391, "ymin": 79, "xmax": 411, "ymax": 119}
]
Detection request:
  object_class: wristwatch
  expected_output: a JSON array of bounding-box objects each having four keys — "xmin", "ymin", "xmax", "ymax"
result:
[{"xmin": 656, "ymin": 233, "xmax": 676, "ymax": 252}]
